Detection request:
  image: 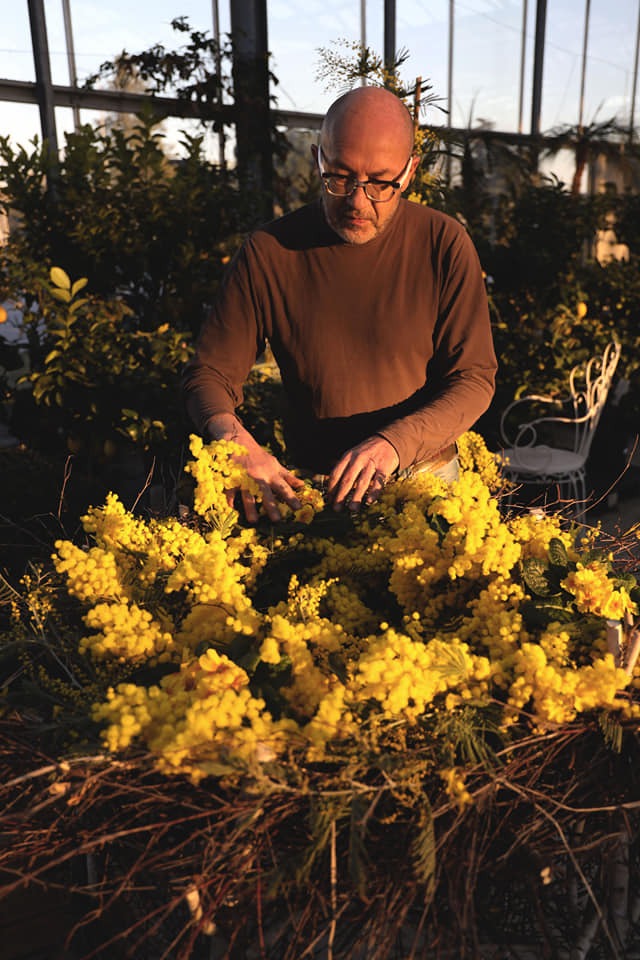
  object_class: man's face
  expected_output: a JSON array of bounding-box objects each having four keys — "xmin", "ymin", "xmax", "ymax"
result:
[{"xmin": 313, "ymin": 133, "xmax": 417, "ymax": 245}]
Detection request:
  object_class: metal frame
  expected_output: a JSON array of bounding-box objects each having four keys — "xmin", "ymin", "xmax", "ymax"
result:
[{"xmin": 499, "ymin": 341, "xmax": 622, "ymax": 512}]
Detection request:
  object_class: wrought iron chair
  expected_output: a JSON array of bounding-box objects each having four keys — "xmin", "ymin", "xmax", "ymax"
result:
[{"xmin": 498, "ymin": 340, "xmax": 622, "ymax": 511}]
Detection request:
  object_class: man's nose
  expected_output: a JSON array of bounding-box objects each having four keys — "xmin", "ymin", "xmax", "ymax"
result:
[{"xmin": 346, "ymin": 184, "xmax": 370, "ymax": 208}]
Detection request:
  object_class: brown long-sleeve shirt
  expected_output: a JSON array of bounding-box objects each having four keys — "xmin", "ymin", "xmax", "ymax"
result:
[{"xmin": 183, "ymin": 199, "xmax": 497, "ymax": 474}]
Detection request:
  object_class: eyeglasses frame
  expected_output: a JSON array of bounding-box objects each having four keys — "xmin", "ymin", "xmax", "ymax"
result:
[{"xmin": 317, "ymin": 147, "xmax": 415, "ymax": 203}]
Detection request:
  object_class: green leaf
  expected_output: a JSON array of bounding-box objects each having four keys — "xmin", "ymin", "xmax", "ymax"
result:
[
  {"xmin": 50, "ymin": 287, "xmax": 71, "ymax": 304},
  {"xmin": 613, "ymin": 574, "xmax": 637, "ymax": 593},
  {"xmin": 410, "ymin": 794, "xmax": 436, "ymax": 895},
  {"xmin": 295, "ymin": 798, "xmax": 348, "ymax": 886},
  {"xmin": 348, "ymin": 795, "xmax": 370, "ymax": 897},
  {"xmin": 548, "ymin": 537, "xmax": 569, "ymax": 568},
  {"xmin": 522, "ymin": 558, "xmax": 554, "ymax": 596},
  {"xmin": 32, "ymin": 375, "xmax": 53, "ymax": 401},
  {"xmin": 0, "ymin": 572, "xmax": 20, "ymax": 606},
  {"xmin": 68, "ymin": 298, "xmax": 89, "ymax": 314},
  {"xmin": 71, "ymin": 277, "xmax": 89, "ymax": 298},
  {"xmin": 520, "ymin": 598, "xmax": 574, "ymax": 629},
  {"xmin": 50, "ymin": 266, "xmax": 71, "ymax": 290},
  {"xmin": 328, "ymin": 651, "xmax": 348, "ymax": 684},
  {"xmin": 599, "ymin": 711, "xmax": 624, "ymax": 753},
  {"xmin": 433, "ymin": 642, "xmax": 471, "ymax": 681}
]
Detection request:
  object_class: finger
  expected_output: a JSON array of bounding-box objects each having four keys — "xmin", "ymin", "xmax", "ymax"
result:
[
  {"xmin": 257, "ymin": 485, "xmax": 285, "ymax": 524},
  {"xmin": 282, "ymin": 470, "xmax": 306, "ymax": 491},
  {"xmin": 333, "ymin": 461, "xmax": 377, "ymax": 512},
  {"xmin": 240, "ymin": 489, "xmax": 260, "ymax": 525},
  {"xmin": 347, "ymin": 470, "xmax": 376, "ymax": 513},
  {"xmin": 270, "ymin": 478, "xmax": 303, "ymax": 511},
  {"xmin": 327, "ymin": 457, "xmax": 361, "ymax": 506},
  {"xmin": 365, "ymin": 470, "xmax": 387, "ymax": 504}
]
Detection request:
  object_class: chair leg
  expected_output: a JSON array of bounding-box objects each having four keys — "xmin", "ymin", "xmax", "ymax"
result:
[{"xmin": 577, "ymin": 470, "xmax": 586, "ymax": 512}]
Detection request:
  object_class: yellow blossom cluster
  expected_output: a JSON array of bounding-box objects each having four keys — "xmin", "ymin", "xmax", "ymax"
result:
[
  {"xmin": 376, "ymin": 471, "xmax": 522, "ymax": 631},
  {"xmin": 561, "ymin": 561, "xmax": 638, "ymax": 621},
  {"xmin": 94, "ymin": 649, "xmax": 298, "ymax": 783},
  {"xmin": 83, "ymin": 493, "xmax": 208, "ymax": 587},
  {"xmin": 45, "ymin": 431, "xmax": 639, "ymax": 786},
  {"xmin": 349, "ymin": 631, "xmax": 492, "ymax": 722},
  {"xmin": 184, "ymin": 435, "xmax": 325, "ymax": 524},
  {"xmin": 439, "ymin": 766, "xmax": 473, "ymax": 810},
  {"xmin": 456, "ymin": 430, "xmax": 503, "ymax": 490},
  {"xmin": 165, "ymin": 529, "xmax": 263, "ymax": 643},
  {"xmin": 81, "ymin": 601, "xmax": 175, "ymax": 662},
  {"xmin": 54, "ymin": 540, "xmax": 127, "ymax": 602},
  {"xmin": 184, "ymin": 434, "xmax": 261, "ymax": 521},
  {"xmin": 508, "ymin": 511, "xmax": 577, "ymax": 562},
  {"xmin": 261, "ymin": 585, "xmax": 346, "ymax": 718},
  {"xmin": 286, "ymin": 484, "xmax": 325, "ymax": 524},
  {"xmin": 505, "ymin": 643, "xmax": 629, "ymax": 728},
  {"xmin": 456, "ymin": 576, "xmax": 528, "ymax": 664},
  {"xmin": 321, "ymin": 581, "xmax": 379, "ymax": 636}
]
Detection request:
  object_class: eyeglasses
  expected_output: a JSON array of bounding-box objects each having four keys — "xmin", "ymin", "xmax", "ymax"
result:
[{"xmin": 317, "ymin": 148, "xmax": 414, "ymax": 203}]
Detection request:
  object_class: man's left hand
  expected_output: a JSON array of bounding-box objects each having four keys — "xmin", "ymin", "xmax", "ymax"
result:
[{"xmin": 327, "ymin": 436, "xmax": 399, "ymax": 512}]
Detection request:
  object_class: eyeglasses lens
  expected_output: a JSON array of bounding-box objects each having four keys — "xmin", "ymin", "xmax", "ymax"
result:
[{"xmin": 325, "ymin": 177, "xmax": 395, "ymax": 202}]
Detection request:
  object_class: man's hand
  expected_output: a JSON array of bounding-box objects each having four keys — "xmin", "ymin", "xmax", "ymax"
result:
[
  {"xmin": 327, "ymin": 435, "xmax": 399, "ymax": 512},
  {"xmin": 206, "ymin": 413, "xmax": 304, "ymax": 524}
]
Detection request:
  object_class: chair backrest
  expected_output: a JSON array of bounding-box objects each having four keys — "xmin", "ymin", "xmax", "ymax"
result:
[{"xmin": 566, "ymin": 340, "xmax": 621, "ymax": 458}]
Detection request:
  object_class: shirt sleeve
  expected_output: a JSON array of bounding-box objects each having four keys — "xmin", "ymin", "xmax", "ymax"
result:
[
  {"xmin": 376, "ymin": 225, "xmax": 497, "ymax": 471},
  {"xmin": 182, "ymin": 242, "xmax": 266, "ymax": 435}
]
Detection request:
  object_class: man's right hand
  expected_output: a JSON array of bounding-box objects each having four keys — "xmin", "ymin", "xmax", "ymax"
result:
[{"xmin": 205, "ymin": 413, "xmax": 304, "ymax": 524}]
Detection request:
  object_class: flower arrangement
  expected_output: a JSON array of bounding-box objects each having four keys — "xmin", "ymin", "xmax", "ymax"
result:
[
  {"xmin": 49, "ymin": 434, "xmax": 637, "ymax": 781},
  {"xmin": 2, "ymin": 430, "xmax": 639, "ymax": 958}
]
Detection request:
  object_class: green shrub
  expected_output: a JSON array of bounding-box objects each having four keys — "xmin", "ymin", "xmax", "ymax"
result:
[
  {"xmin": 0, "ymin": 119, "xmax": 246, "ymax": 335},
  {"xmin": 10, "ymin": 266, "xmax": 192, "ymax": 465}
]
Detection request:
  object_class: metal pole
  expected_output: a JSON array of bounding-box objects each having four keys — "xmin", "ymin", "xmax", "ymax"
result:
[
  {"xmin": 61, "ymin": 0, "xmax": 81, "ymax": 130},
  {"xmin": 629, "ymin": 0, "xmax": 640, "ymax": 140},
  {"xmin": 448, "ymin": 0, "xmax": 454, "ymax": 127},
  {"xmin": 211, "ymin": 0, "xmax": 226, "ymax": 165},
  {"xmin": 360, "ymin": 0, "xmax": 367, "ymax": 85},
  {"xmin": 578, "ymin": 0, "xmax": 591, "ymax": 131},
  {"xmin": 384, "ymin": 0, "xmax": 396, "ymax": 74},
  {"xmin": 530, "ymin": 0, "xmax": 547, "ymax": 136},
  {"xmin": 446, "ymin": 0, "xmax": 454, "ymax": 183},
  {"xmin": 27, "ymin": 0, "xmax": 59, "ymax": 159},
  {"xmin": 229, "ymin": 0, "xmax": 272, "ymax": 219},
  {"xmin": 518, "ymin": 0, "xmax": 528, "ymax": 134}
]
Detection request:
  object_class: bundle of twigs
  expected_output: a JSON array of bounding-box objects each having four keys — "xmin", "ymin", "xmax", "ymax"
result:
[{"xmin": 2, "ymin": 713, "xmax": 640, "ymax": 960}]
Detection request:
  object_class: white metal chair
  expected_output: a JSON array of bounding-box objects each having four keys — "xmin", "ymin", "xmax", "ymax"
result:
[{"xmin": 498, "ymin": 340, "xmax": 622, "ymax": 511}]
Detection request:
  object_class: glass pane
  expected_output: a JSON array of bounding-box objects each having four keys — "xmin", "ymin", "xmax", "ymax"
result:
[
  {"xmin": 541, "ymin": 0, "xmax": 637, "ymax": 131},
  {"xmin": 397, "ymin": 0, "xmax": 450, "ymax": 125},
  {"xmin": 2, "ymin": 0, "xmax": 638, "ymax": 163},
  {"xmin": 268, "ymin": 0, "xmax": 361, "ymax": 113},
  {"xmin": 397, "ymin": 0, "xmax": 533, "ymax": 133},
  {"xmin": 0, "ymin": 1, "xmax": 225, "ymax": 149}
]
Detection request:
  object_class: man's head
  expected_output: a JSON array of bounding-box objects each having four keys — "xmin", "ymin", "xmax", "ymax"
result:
[{"xmin": 312, "ymin": 86, "xmax": 419, "ymax": 245}]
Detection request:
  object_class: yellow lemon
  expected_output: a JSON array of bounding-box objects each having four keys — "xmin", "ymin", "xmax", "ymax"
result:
[{"xmin": 577, "ymin": 301, "xmax": 588, "ymax": 319}]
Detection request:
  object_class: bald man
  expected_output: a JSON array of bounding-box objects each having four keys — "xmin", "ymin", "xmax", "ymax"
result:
[{"xmin": 183, "ymin": 87, "xmax": 497, "ymax": 522}]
